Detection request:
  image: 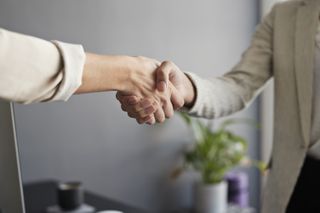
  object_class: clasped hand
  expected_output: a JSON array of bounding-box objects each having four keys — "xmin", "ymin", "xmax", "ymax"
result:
[{"xmin": 116, "ymin": 58, "xmax": 195, "ymax": 125}]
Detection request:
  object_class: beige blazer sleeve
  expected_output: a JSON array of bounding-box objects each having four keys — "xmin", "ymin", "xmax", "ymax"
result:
[
  {"xmin": 185, "ymin": 5, "xmax": 275, "ymax": 119},
  {"xmin": 0, "ymin": 28, "xmax": 85, "ymax": 104}
]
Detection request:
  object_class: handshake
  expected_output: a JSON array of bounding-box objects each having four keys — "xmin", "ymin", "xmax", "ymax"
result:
[{"xmin": 114, "ymin": 56, "xmax": 196, "ymax": 125}]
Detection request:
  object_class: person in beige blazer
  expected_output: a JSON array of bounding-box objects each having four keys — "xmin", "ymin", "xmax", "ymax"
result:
[
  {"xmin": 118, "ymin": 0, "xmax": 320, "ymax": 212},
  {"xmin": 0, "ymin": 28, "xmax": 189, "ymax": 123}
]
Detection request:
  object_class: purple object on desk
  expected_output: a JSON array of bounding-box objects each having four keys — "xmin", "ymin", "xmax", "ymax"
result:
[{"xmin": 225, "ymin": 171, "xmax": 249, "ymax": 208}]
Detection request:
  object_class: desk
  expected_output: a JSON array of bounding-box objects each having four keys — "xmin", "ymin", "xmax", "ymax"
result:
[{"xmin": 23, "ymin": 180, "xmax": 148, "ymax": 213}]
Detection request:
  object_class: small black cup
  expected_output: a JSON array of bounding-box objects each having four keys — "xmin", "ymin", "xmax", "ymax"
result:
[{"xmin": 57, "ymin": 181, "xmax": 83, "ymax": 211}]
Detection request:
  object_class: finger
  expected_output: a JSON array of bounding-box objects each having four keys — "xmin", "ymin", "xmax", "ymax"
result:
[
  {"xmin": 157, "ymin": 81, "xmax": 167, "ymax": 92},
  {"xmin": 127, "ymin": 111, "xmax": 136, "ymax": 118},
  {"xmin": 116, "ymin": 92, "xmax": 129, "ymax": 102},
  {"xmin": 126, "ymin": 103, "xmax": 142, "ymax": 117},
  {"xmin": 126, "ymin": 96, "xmax": 140, "ymax": 105},
  {"xmin": 132, "ymin": 98, "xmax": 154, "ymax": 112},
  {"xmin": 170, "ymin": 86, "xmax": 185, "ymax": 110},
  {"xmin": 126, "ymin": 104, "xmax": 155, "ymax": 120},
  {"xmin": 120, "ymin": 101, "xmax": 142, "ymax": 113},
  {"xmin": 140, "ymin": 98, "xmax": 154, "ymax": 108},
  {"xmin": 121, "ymin": 104, "xmax": 129, "ymax": 112},
  {"xmin": 119, "ymin": 95, "xmax": 140, "ymax": 106},
  {"xmin": 128, "ymin": 111, "xmax": 147, "ymax": 120},
  {"xmin": 156, "ymin": 61, "xmax": 173, "ymax": 92},
  {"xmin": 162, "ymin": 98, "xmax": 174, "ymax": 118},
  {"xmin": 137, "ymin": 117, "xmax": 144, "ymax": 124},
  {"xmin": 116, "ymin": 92, "xmax": 121, "ymax": 100},
  {"xmin": 138, "ymin": 105, "xmax": 157, "ymax": 118},
  {"xmin": 154, "ymin": 107, "xmax": 166, "ymax": 123},
  {"xmin": 146, "ymin": 116, "xmax": 156, "ymax": 125},
  {"xmin": 137, "ymin": 115, "xmax": 153, "ymax": 125}
]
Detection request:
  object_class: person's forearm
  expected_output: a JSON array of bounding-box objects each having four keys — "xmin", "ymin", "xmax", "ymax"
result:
[{"xmin": 75, "ymin": 53, "xmax": 133, "ymax": 94}]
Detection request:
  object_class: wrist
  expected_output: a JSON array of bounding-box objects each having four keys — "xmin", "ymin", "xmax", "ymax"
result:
[
  {"xmin": 97, "ymin": 55, "xmax": 138, "ymax": 93},
  {"xmin": 182, "ymin": 73, "xmax": 196, "ymax": 108},
  {"xmin": 110, "ymin": 55, "xmax": 136, "ymax": 92},
  {"xmin": 77, "ymin": 53, "xmax": 138, "ymax": 94}
]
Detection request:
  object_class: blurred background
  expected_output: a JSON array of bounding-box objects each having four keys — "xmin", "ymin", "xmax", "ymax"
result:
[{"xmin": 0, "ymin": 0, "xmax": 273, "ymax": 212}]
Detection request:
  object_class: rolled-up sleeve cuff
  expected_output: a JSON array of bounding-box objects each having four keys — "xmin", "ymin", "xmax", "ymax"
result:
[{"xmin": 51, "ymin": 40, "xmax": 86, "ymax": 101}]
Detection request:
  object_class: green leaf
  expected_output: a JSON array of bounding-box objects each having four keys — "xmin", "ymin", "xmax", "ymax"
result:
[{"xmin": 177, "ymin": 114, "xmax": 263, "ymax": 184}]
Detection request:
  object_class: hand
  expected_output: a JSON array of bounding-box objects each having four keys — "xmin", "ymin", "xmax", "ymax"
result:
[
  {"xmin": 154, "ymin": 61, "xmax": 195, "ymax": 107},
  {"xmin": 74, "ymin": 53, "xmax": 180, "ymax": 123},
  {"xmin": 116, "ymin": 57, "xmax": 185, "ymax": 124},
  {"xmin": 117, "ymin": 61, "xmax": 195, "ymax": 124}
]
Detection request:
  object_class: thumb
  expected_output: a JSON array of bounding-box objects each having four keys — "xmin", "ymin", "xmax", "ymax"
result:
[{"xmin": 156, "ymin": 61, "xmax": 171, "ymax": 92}]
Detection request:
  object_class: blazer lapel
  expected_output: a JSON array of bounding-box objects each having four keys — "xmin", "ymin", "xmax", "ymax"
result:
[{"xmin": 295, "ymin": 0, "xmax": 320, "ymax": 147}]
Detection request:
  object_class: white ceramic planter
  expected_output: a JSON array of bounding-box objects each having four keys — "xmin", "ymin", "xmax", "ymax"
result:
[{"xmin": 195, "ymin": 181, "xmax": 228, "ymax": 213}]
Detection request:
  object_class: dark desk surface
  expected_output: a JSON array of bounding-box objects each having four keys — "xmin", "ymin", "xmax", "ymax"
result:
[{"xmin": 23, "ymin": 180, "xmax": 148, "ymax": 213}]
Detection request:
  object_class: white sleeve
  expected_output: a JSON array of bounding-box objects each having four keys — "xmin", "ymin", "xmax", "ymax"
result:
[{"xmin": 0, "ymin": 28, "xmax": 85, "ymax": 104}]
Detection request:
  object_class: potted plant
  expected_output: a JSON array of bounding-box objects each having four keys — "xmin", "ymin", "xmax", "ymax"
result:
[{"xmin": 172, "ymin": 113, "xmax": 265, "ymax": 213}]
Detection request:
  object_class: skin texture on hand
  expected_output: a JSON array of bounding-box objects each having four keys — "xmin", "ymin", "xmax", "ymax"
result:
[
  {"xmin": 76, "ymin": 54, "xmax": 161, "ymax": 95},
  {"xmin": 116, "ymin": 61, "xmax": 196, "ymax": 125},
  {"xmin": 155, "ymin": 61, "xmax": 195, "ymax": 108},
  {"xmin": 118, "ymin": 57, "xmax": 184, "ymax": 124},
  {"xmin": 76, "ymin": 53, "xmax": 178, "ymax": 124},
  {"xmin": 76, "ymin": 53, "xmax": 132, "ymax": 93}
]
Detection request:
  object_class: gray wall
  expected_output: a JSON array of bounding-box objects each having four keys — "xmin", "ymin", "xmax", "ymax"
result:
[{"xmin": 0, "ymin": 0, "xmax": 260, "ymax": 212}]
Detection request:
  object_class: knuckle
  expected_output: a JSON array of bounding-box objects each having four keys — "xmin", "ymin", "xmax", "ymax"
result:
[
  {"xmin": 121, "ymin": 105, "xmax": 127, "ymax": 112},
  {"xmin": 143, "ymin": 115, "xmax": 152, "ymax": 123},
  {"xmin": 127, "ymin": 112, "xmax": 134, "ymax": 118},
  {"xmin": 137, "ymin": 118, "xmax": 144, "ymax": 124},
  {"xmin": 164, "ymin": 60, "xmax": 174, "ymax": 67},
  {"xmin": 116, "ymin": 93, "xmax": 125, "ymax": 101},
  {"xmin": 133, "ymin": 106, "xmax": 140, "ymax": 113},
  {"xmin": 141, "ymin": 98, "xmax": 151, "ymax": 107},
  {"xmin": 163, "ymin": 60, "xmax": 171, "ymax": 65},
  {"xmin": 138, "ymin": 111, "xmax": 145, "ymax": 117},
  {"xmin": 157, "ymin": 67, "xmax": 164, "ymax": 74}
]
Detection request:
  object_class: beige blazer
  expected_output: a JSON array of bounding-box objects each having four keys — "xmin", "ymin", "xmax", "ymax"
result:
[
  {"xmin": 186, "ymin": 0, "xmax": 320, "ymax": 212},
  {"xmin": 0, "ymin": 29, "xmax": 85, "ymax": 104}
]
